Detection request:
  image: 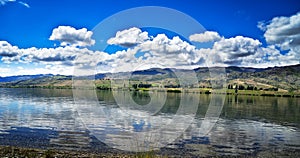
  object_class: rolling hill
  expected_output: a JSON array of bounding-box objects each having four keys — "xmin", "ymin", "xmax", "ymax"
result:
[{"xmin": 0, "ymin": 64, "xmax": 299, "ymax": 92}]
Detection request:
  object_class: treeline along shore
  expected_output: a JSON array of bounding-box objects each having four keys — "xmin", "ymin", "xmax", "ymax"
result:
[{"xmin": 0, "ymin": 64, "xmax": 299, "ymax": 97}]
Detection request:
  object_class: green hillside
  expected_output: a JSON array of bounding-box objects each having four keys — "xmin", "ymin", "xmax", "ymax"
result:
[{"xmin": 0, "ymin": 64, "xmax": 299, "ymax": 94}]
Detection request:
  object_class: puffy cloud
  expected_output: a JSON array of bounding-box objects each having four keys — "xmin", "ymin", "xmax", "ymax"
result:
[
  {"xmin": 0, "ymin": 41, "xmax": 110, "ymax": 76},
  {"xmin": 107, "ymin": 27, "xmax": 149, "ymax": 47},
  {"xmin": 49, "ymin": 26, "xmax": 95, "ymax": 47},
  {"xmin": 2, "ymin": 26, "xmax": 277, "ymax": 75},
  {"xmin": 213, "ymin": 36, "xmax": 261, "ymax": 64},
  {"xmin": 105, "ymin": 33, "xmax": 202, "ymax": 72},
  {"xmin": 189, "ymin": 31, "xmax": 222, "ymax": 43},
  {"xmin": 260, "ymin": 12, "xmax": 300, "ymax": 53},
  {"xmin": 210, "ymin": 34, "xmax": 298, "ymax": 67},
  {"xmin": 75, "ymin": 50, "xmax": 112, "ymax": 71},
  {"xmin": 136, "ymin": 34, "xmax": 199, "ymax": 68},
  {"xmin": 26, "ymin": 47, "xmax": 87, "ymax": 63},
  {"xmin": 0, "ymin": 41, "xmax": 96, "ymax": 67},
  {"xmin": 2, "ymin": 21, "xmax": 300, "ymax": 77},
  {"xmin": 105, "ymin": 28, "xmax": 201, "ymax": 72},
  {"xmin": 0, "ymin": 41, "xmax": 19, "ymax": 57},
  {"xmin": 186, "ymin": 14, "xmax": 300, "ymax": 67},
  {"xmin": 138, "ymin": 34, "xmax": 195, "ymax": 54},
  {"xmin": 239, "ymin": 46, "xmax": 299, "ymax": 68}
]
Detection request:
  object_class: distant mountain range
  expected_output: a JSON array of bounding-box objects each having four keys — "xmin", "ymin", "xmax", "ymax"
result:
[
  {"xmin": 0, "ymin": 74, "xmax": 55, "ymax": 82},
  {"xmin": 0, "ymin": 64, "xmax": 299, "ymax": 92}
]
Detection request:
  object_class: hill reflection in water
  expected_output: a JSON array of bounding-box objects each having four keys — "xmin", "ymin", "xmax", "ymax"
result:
[{"xmin": 0, "ymin": 88, "xmax": 299, "ymax": 156}]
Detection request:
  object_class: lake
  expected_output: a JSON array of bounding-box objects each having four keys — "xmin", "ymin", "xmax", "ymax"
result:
[{"xmin": 0, "ymin": 88, "xmax": 299, "ymax": 157}]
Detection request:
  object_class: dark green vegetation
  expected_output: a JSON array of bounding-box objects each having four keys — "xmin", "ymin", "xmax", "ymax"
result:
[
  {"xmin": 0, "ymin": 64, "xmax": 299, "ymax": 96},
  {"xmin": 225, "ymin": 64, "xmax": 300, "ymax": 93}
]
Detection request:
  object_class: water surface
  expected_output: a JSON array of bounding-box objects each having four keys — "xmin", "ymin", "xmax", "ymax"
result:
[{"xmin": 0, "ymin": 88, "xmax": 299, "ymax": 156}]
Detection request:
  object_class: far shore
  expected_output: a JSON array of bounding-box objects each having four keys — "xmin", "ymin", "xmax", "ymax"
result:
[{"xmin": 1, "ymin": 86, "xmax": 299, "ymax": 98}]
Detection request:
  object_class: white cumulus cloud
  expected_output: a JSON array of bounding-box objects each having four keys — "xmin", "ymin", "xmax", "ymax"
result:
[
  {"xmin": 138, "ymin": 34, "xmax": 195, "ymax": 54},
  {"xmin": 213, "ymin": 36, "xmax": 261, "ymax": 64},
  {"xmin": 0, "ymin": 41, "xmax": 20, "ymax": 57},
  {"xmin": 259, "ymin": 12, "xmax": 300, "ymax": 53},
  {"xmin": 105, "ymin": 33, "xmax": 201, "ymax": 71},
  {"xmin": 0, "ymin": 41, "xmax": 97, "ymax": 67},
  {"xmin": 49, "ymin": 26, "xmax": 95, "ymax": 47},
  {"xmin": 189, "ymin": 31, "xmax": 222, "ymax": 43},
  {"xmin": 2, "ymin": 19, "xmax": 300, "ymax": 77},
  {"xmin": 107, "ymin": 27, "xmax": 149, "ymax": 47}
]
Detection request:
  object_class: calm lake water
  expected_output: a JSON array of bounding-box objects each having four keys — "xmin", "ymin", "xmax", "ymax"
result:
[{"xmin": 0, "ymin": 88, "xmax": 299, "ymax": 156}]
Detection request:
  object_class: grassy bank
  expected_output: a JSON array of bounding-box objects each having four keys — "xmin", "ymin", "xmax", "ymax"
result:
[
  {"xmin": 128, "ymin": 87, "xmax": 300, "ymax": 97},
  {"xmin": 0, "ymin": 145, "xmax": 166, "ymax": 158},
  {"xmin": 1, "ymin": 85, "xmax": 299, "ymax": 97},
  {"xmin": 1, "ymin": 145, "xmax": 299, "ymax": 158}
]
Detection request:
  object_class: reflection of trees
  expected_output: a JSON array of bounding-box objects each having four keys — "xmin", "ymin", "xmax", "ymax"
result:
[
  {"xmin": 221, "ymin": 95, "xmax": 300, "ymax": 126},
  {"xmin": 159, "ymin": 93, "xmax": 181, "ymax": 114},
  {"xmin": 131, "ymin": 91, "xmax": 151, "ymax": 106},
  {"xmin": 112, "ymin": 90, "xmax": 167, "ymax": 115},
  {"xmin": 96, "ymin": 90, "xmax": 115, "ymax": 102}
]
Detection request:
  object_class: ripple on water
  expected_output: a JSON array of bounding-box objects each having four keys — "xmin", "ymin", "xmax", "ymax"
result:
[{"xmin": 0, "ymin": 88, "xmax": 299, "ymax": 156}]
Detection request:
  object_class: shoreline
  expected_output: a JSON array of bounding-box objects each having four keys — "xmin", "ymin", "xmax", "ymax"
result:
[
  {"xmin": 0, "ymin": 145, "xmax": 134, "ymax": 158},
  {"xmin": 1, "ymin": 86, "xmax": 299, "ymax": 98},
  {"xmin": 1, "ymin": 145, "xmax": 299, "ymax": 158}
]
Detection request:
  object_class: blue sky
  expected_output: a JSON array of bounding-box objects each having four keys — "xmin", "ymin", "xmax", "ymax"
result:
[{"xmin": 0, "ymin": 0, "xmax": 300, "ymax": 76}]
